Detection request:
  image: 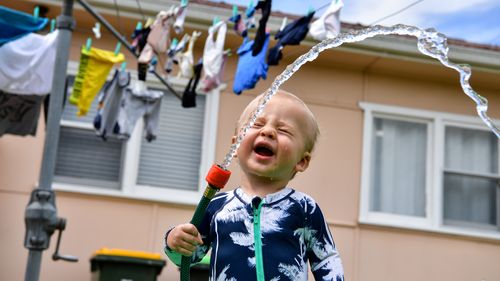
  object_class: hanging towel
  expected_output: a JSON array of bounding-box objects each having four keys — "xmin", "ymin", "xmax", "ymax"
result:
[
  {"xmin": 69, "ymin": 46, "xmax": 124, "ymax": 116},
  {"xmin": 0, "ymin": 6, "xmax": 48, "ymax": 46},
  {"xmin": 0, "ymin": 30, "xmax": 59, "ymax": 95},
  {"xmin": 200, "ymin": 21, "xmax": 227, "ymax": 92},
  {"xmin": 268, "ymin": 12, "xmax": 315, "ymax": 66},
  {"xmin": 309, "ymin": 0, "xmax": 343, "ymax": 40},
  {"xmin": 233, "ymin": 34, "xmax": 270, "ymax": 95},
  {"xmin": 0, "ymin": 90, "xmax": 44, "ymax": 137}
]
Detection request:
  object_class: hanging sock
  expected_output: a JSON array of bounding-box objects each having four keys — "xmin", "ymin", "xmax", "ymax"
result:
[
  {"xmin": 233, "ymin": 34, "xmax": 270, "ymax": 95},
  {"xmin": 174, "ymin": 5, "xmax": 187, "ymax": 34},
  {"xmin": 0, "ymin": 90, "xmax": 45, "ymax": 137},
  {"xmin": 69, "ymin": 46, "xmax": 124, "ymax": 116},
  {"xmin": 0, "ymin": 30, "xmax": 59, "ymax": 95},
  {"xmin": 200, "ymin": 21, "xmax": 227, "ymax": 92},
  {"xmin": 182, "ymin": 60, "xmax": 203, "ymax": 108},
  {"xmin": 252, "ymin": 0, "xmax": 272, "ymax": 56},
  {"xmin": 267, "ymin": 12, "xmax": 315, "ymax": 66},
  {"xmin": 0, "ymin": 6, "xmax": 48, "ymax": 46},
  {"xmin": 309, "ymin": 0, "xmax": 344, "ymax": 40},
  {"xmin": 177, "ymin": 31, "xmax": 202, "ymax": 79}
]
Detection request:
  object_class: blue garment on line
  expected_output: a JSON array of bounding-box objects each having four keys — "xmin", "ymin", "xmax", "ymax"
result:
[
  {"xmin": 0, "ymin": 5, "xmax": 48, "ymax": 46},
  {"xmin": 233, "ymin": 33, "xmax": 270, "ymax": 95}
]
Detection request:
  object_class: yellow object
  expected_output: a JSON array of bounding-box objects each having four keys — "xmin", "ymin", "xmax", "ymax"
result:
[
  {"xmin": 71, "ymin": 46, "xmax": 124, "ymax": 116},
  {"xmin": 93, "ymin": 248, "xmax": 163, "ymax": 260}
]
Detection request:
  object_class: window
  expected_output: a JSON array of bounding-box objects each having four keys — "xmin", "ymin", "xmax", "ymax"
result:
[
  {"xmin": 54, "ymin": 69, "xmax": 220, "ymax": 205},
  {"xmin": 360, "ymin": 102, "xmax": 500, "ymax": 239}
]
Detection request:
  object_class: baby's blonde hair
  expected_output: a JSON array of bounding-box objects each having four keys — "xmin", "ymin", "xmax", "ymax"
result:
[{"xmin": 236, "ymin": 90, "xmax": 320, "ymax": 153}]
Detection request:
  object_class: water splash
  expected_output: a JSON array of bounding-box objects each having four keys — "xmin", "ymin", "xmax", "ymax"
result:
[{"xmin": 220, "ymin": 24, "xmax": 499, "ymax": 170}]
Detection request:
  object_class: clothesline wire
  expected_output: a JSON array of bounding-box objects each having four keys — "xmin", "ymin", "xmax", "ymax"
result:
[
  {"xmin": 113, "ymin": 0, "xmax": 124, "ymax": 35},
  {"xmin": 369, "ymin": 0, "xmax": 425, "ymax": 25},
  {"xmin": 135, "ymin": 0, "xmax": 146, "ymax": 21}
]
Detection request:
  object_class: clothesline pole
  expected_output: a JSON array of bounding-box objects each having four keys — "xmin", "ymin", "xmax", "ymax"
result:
[
  {"xmin": 24, "ymin": 1, "xmax": 76, "ymax": 280},
  {"xmin": 76, "ymin": 0, "xmax": 182, "ymax": 100}
]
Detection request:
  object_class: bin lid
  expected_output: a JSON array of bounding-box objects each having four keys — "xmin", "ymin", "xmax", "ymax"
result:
[{"xmin": 93, "ymin": 248, "xmax": 163, "ymax": 260}]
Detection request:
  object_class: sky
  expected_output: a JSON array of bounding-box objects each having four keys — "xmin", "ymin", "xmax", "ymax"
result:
[{"xmin": 210, "ymin": 0, "xmax": 500, "ymax": 46}]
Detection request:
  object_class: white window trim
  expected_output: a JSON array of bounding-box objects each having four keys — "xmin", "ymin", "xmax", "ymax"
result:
[
  {"xmin": 53, "ymin": 61, "xmax": 220, "ymax": 206},
  {"xmin": 359, "ymin": 101, "xmax": 500, "ymax": 241}
]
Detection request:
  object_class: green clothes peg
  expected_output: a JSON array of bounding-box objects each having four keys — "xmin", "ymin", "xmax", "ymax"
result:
[
  {"xmin": 86, "ymin": 38, "xmax": 92, "ymax": 51},
  {"xmin": 33, "ymin": 6, "xmax": 39, "ymax": 20},
  {"xmin": 50, "ymin": 19, "xmax": 56, "ymax": 32},
  {"xmin": 114, "ymin": 42, "xmax": 121, "ymax": 55}
]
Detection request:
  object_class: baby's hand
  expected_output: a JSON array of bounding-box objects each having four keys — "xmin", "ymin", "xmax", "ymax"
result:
[{"xmin": 167, "ymin": 223, "xmax": 204, "ymax": 256}]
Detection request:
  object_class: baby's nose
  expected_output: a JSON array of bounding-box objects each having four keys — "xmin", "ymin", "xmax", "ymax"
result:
[{"xmin": 259, "ymin": 126, "xmax": 276, "ymax": 139}]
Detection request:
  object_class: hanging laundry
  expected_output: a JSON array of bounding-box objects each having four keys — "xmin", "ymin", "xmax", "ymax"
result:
[
  {"xmin": 138, "ymin": 8, "xmax": 176, "ymax": 64},
  {"xmin": 93, "ymin": 69, "xmax": 130, "ymax": 140},
  {"xmin": 252, "ymin": 0, "xmax": 272, "ymax": 56},
  {"xmin": 0, "ymin": 5, "xmax": 48, "ymax": 46},
  {"xmin": 69, "ymin": 46, "xmax": 124, "ymax": 116},
  {"xmin": 233, "ymin": 33, "xmax": 270, "ymax": 95},
  {"xmin": 200, "ymin": 21, "xmax": 227, "ymax": 92},
  {"xmin": 0, "ymin": 31, "xmax": 58, "ymax": 95},
  {"xmin": 174, "ymin": 5, "xmax": 187, "ymax": 34},
  {"xmin": 177, "ymin": 31, "xmax": 202, "ymax": 79},
  {"xmin": 228, "ymin": 13, "xmax": 247, "ymax": 38},
  {"xmin": 182, "ymin": 60, "xmax": 203, "ymax": 108},
  {"xmin": 165, "ymin": 34, "xmax": 190, "ymax": 74},
  {"xmin": 116, "ymin": 80, "xmax": 163, "ymax": 142},
  {"xmin": 0, "ymin": 90, "xmax": 44, "ymax": 137},
  {"xmin": 131, "ymin": 25, "xmax": 151, "ymax": 55},
  {"xmin": 309, "ymin": 0, "xmax": 343, "ymax": 41},
  {"xmin": 267, "ymin": 12, "xmax": 315, "ymax": 66}
]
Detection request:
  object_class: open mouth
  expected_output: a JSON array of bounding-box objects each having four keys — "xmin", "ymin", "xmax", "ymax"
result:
[{"xmin": 254, "ymin": 143, "xmax": 275, "ymax": 157}]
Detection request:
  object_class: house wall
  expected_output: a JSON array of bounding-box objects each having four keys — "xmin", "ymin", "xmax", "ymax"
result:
[{"xmin": 1, "ymin": 1, "xmax": 500, "ymax": 281}]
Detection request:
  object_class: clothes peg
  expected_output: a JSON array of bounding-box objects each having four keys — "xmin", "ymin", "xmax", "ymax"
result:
[
  {"xmin": 180, "ymin": 0, "xmax": 188, "ymax": 7},
  {"xmin": 33, "ymin": 6, "xmax": 39, "ymax": 20},
  {"xmin": 120, "ymin": 62, "xmax": 127, "ymax": 71},
  {"xmin": 50, "ymin": 19, "xmax": 56, "ymax": 32},
  {"xmin": 114, "ymin": 42, "xmax": 121, "ymax": 55},
  {"xmin": 92, "ymin": 22, "xmax": 101, "ymax": 39},
  {"xmin": 232, "ymin": 5, "xmax": 238, "ymax": 17},
  {"xmin": 212, "ymin": 16, "xmax": 220, "ymax": 26},
  {"xmin": 279, "ymin": 17, "xmax": 288, "ymax": 32},
  {"xmin": 307, "ymin": 5, "xmax": 315, "ymax": 15},
  {"xmin": 246, "ymin": 0, "xmax": 255, "ymax": 17},
  {"xmin": 135, "ymin": 21, "xmax": 143, "ymax": 31},
  {"xmin": 145, "ymin": 17, "xmax": 154, "ymax": 28},
  {"xmin": 85, "ymin": 38, "xmax": 92, "ymax": 51}
]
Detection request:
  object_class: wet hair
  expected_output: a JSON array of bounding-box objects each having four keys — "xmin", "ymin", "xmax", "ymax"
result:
[{"xmin": 236, "ymin": 90, "xmax": 320, "ymax": 153}]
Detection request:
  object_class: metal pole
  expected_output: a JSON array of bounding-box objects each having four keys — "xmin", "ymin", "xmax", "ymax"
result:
[
  {"xmin": 24, "ymin": 0, "xmax": 75, "ymax": 280},
  {"xmin": 76, "ymin": 0, "xmax": 182, "ymax": 100}
]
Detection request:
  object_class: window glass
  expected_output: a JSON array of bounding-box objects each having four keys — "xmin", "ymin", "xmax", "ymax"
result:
[
  {"xmin": 369, "ymin": 117, "xmax": 427, "ymax": 217},
  {"xmin": 443, "ymin": 126, "xmax": 498, "ymax": 228},
  {"xmin": 137, "ymin": 92, "xmax": 206, "ymax": 191}
]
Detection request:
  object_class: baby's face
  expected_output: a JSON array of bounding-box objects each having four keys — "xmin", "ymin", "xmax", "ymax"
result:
[{"xmin": 236, "ymin": 94, "xmax": 312, "ymax": 182}]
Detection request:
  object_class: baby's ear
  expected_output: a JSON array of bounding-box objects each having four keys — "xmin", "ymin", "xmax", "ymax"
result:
[{"xmin": 294, "ymin": 152, "xmax": 311, "ymax": 173}]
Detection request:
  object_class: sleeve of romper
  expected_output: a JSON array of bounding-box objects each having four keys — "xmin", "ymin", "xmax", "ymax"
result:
[
  {"xmin": 305, "ymin": 200, "xmax": 345, "ymax": 281},
  {"xmin": 164, "ymin": 202, "xmax": 214, "ymax": 267}
]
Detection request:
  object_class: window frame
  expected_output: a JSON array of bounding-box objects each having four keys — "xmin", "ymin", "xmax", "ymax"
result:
[
  {"xmin": 359, "ymin": 102, "xmax": 500, "ymax": 240},
  {"xmin": 53, "ymin": 61, "xmax": 221, "ymax": 206}
]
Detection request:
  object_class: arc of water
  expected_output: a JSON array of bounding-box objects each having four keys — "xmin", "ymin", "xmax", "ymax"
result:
[{"xmin": 221, "ymin": 24, "xmax": 500, "ymax": 170}]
